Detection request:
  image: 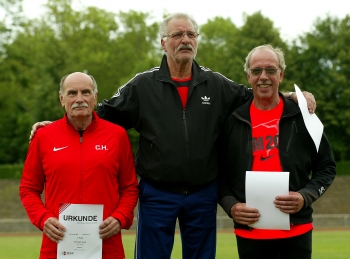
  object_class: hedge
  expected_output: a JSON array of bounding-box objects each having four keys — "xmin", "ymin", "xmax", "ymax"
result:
[
  {"xmin": 1, "ymin": 161, "xmax": 349, "ymax": 179},
  {"xmin": 0, "ymin": 164, "xmax": 23, "ymax": 179}
]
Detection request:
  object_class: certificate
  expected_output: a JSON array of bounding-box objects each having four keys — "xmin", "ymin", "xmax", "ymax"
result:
[
  {"xmin": 294, "ymin": 84, "xmax": 323, "ymax": 152},
  {"xmin": 246, "ymin": 171, "xmax": 290, "ymax": 230},
  {"xmin": 57, "ymin": 203, "xmax": 103, "ymax": 259}
]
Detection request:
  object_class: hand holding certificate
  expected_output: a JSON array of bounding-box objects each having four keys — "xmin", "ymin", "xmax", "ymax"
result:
[
  {"xmin": 57, "ymin": 204, "xmax": 103, "ymax": 259},
  {"xmin": 245, "ymin": 171, "xmax": 290, "ymax": 230}
]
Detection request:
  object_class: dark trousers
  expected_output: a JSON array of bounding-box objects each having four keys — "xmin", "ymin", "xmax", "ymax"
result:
[
  {"xmin": 135, "ymin": 178, "xmax": 218, "ymax": 259},
  {"xmin": 236, "ymin": 230, "xmax": 312, "ymax": 259}
]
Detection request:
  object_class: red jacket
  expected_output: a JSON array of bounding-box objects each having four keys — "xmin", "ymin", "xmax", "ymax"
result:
[{"xmin": 20, "ymin": 112, "xmax": 139, "ymax": 259}]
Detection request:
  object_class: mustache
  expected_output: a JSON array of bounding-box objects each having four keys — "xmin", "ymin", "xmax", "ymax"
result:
[
  {"xmin": 177, "ymin": 44, "xmax": 194, "ymax": 52},
  {"xmin": 71, "ymin": 102, "xmax": 89, "ymax": 109}
]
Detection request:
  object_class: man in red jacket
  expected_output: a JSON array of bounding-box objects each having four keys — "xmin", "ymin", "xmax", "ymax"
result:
[{"xmin": 19, "ymin": 72, "xmax": 139, "ymax": 259}]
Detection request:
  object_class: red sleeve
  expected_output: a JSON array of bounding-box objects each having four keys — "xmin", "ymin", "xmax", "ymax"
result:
[
  {"xmin": 111, "ymin": 130, "xmax": 139, "ymax": 229},
  {"xmin": 19, "ymin": 133, "xmax": 55, "ymax": 230}
]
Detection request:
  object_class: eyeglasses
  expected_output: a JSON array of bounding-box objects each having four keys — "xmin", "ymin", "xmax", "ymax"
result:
[
  {"xmin": 249, "ymin": 67, "xmax": 279, "ymax": 76},
  {"xmin": 163, "ymin": 31, "xmax": 199, "ymax": 40}
]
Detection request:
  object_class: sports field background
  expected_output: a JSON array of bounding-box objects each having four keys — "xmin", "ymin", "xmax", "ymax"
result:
[
  {"xmin": 1, "ymin": 230, "xmax": 350, "ymax": 258},
  {"xmin": 1, "ymin": 177, "xmax": 350, "ymax": 258}
]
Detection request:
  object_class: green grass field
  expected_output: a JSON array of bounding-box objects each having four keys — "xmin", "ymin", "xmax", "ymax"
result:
[{"xmin": 1, "ymin": 230, "xmax": 349, "ymax": 258}]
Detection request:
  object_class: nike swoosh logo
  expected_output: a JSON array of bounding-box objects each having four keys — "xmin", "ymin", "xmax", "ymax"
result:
[
  {"xmin": 53, "ymin": 146, "xmax": 68, "ymax": 152},
  {"xmin": 260, "ymin": 153, "xmax": 277, "ymax": 161}
]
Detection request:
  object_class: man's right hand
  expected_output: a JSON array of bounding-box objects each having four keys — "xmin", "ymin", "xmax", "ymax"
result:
[
  {"xmin": 43, "ymin": 217, "xmax": 66, "ymax": 243},
  {"xmin": 230, "ymin": 203, "xmax": 260, "ymax": 225},
  {"xmin": 29, "ymin": 121, "xmax": 52, "ymax": 142}
]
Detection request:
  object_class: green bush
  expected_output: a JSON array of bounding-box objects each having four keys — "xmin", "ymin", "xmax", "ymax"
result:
[
  {"xmin": 335, "ymin": 161, "xmax": 350, "ymax": 176},
  {"xmin": 0, "ymin": 160, "xmax": 348, "ymax": 179},
  {"xmin": 0, "ymin": 164, "xmax": 23, "ymax": 179}
]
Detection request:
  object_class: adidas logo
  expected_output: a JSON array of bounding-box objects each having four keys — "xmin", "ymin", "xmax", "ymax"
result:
[{"xmin": 201, "ymin": 96, "xmax": 211, "ymax": 105}]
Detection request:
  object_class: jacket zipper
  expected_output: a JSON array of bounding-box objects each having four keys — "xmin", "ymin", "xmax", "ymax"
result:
[
  {"xmin": 182, "ymin": 80, "xmax": 194, "ymax": 195},
  {"xmin": 79, "ymin": 133, "xmax": 83, "ymax": 201},
  {"xmin": 183, "ymin": 109, "xmax": 189, "ymax": 194}
]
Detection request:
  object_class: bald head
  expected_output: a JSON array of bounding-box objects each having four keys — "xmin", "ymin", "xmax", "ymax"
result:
[{"xmin": 60, "ymin": 72, "xmax": 98, "ymax": 95}]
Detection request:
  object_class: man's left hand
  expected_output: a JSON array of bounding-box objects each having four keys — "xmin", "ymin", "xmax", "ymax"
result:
[
  {"xmin": 99, "ymin": 217, "xmax": 121, "ymax": 239},
  {"xmin": 274, "ymin": 191, "xmax": 305, "ymax": 214}
]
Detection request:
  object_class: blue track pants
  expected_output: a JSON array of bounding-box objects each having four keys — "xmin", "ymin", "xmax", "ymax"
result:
[{"xmin": 135, "ymin": 178, "xmax": 218, "ymax": 259}]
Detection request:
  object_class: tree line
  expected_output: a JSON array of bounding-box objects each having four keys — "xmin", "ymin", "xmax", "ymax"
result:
[{"xmin": 1, "ymin": 0, "xmax": 349, "ymax": 164}]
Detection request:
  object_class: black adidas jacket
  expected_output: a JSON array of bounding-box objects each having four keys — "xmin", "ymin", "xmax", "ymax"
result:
[{"xmin": 97, "ymin": 55, "xmax": 252, "ymax": 193}]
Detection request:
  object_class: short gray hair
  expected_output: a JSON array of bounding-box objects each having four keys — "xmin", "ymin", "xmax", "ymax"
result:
[
  {"xmin": 159, "ymin": 13, "xmax": 199, "ymax": 39},
  {"xmin": 59, "ymin": 74, "xmax": 98, "ymax": 94},
  {"xmin": 244, "ymin": 44, "xmax": 287, "ymax": 73}
]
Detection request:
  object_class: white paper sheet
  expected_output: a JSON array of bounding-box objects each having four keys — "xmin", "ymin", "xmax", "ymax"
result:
[
  {"xmin": 294, "ymin": 84, "xmax": 324, "ymax": 151},
  {"xmin": 57, "ymin": 204, "xmax": 103, "ymax": 259},
  {"xmin": 246, "ymin": 171, "xmax": 290, "ymax": 230}
]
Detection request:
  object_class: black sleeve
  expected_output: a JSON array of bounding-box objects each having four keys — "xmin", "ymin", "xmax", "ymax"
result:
[
  {"xmin": 97, "ymin": 82, "xmax": 139, "ymax": 130},
  {"xmin": 217, "ymin": 115, "xmax": 240, "ymax": 218}
]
